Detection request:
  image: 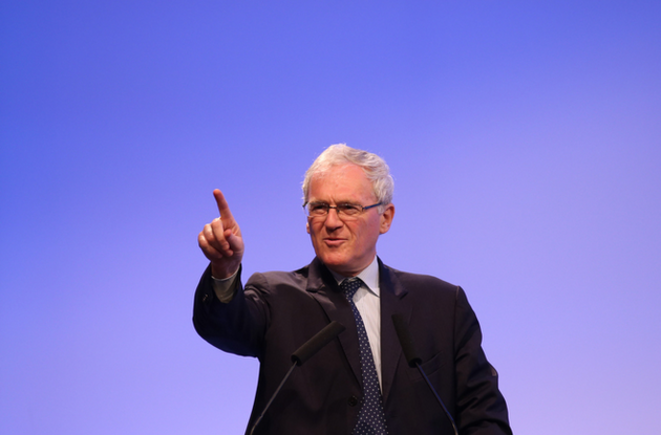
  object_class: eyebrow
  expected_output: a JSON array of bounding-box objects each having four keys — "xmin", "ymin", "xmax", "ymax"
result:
[{"xmin": 309, "ymin": 200, "xmax": 362, "ymax": 206}]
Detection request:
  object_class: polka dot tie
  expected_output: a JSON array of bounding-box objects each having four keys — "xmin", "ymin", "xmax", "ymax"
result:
[{"xmin": 341, "ymin": 278, "xmax": 388, "ymax": 435}]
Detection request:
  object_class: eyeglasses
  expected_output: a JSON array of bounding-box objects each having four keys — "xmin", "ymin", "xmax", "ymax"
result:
[{"xmin": 303, "ymin": 201, "xmax": 382, "ymax": 219}]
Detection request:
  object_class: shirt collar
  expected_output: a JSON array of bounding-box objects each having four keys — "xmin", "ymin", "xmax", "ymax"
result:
[{"xmin": 328, "ymin": 256, "xmax": 380, "ymax": 297}]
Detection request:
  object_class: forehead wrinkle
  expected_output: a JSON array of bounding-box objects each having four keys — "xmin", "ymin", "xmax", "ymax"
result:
[
  {"xmin": 310, "ymin": 197, "xmax": 359, "ymax": 206},
  {"xmin": 308, "ymin": 164, "xmax": 377, "ymax": 205}
]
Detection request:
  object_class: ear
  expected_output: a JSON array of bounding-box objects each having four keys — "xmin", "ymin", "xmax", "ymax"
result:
[{"xmin": 379, "ymin": 203, "xmax": 395, "ymax": 234}]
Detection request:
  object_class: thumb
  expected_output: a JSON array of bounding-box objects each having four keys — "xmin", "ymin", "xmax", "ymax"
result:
[{"xmin": 224, "ymin": 229, "xmax": 244, "ymax": 254}]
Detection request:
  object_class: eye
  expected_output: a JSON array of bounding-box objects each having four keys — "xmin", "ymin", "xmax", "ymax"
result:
[
  {"xmin": 309, "ymin": 202, "xmax": 329, "ymax": 215},
  {"xmin": 338, "ymin": 203, "xmax": 361, "ymax": 216}
]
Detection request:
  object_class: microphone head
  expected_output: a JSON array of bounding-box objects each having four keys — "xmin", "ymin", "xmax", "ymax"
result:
[
  {"xmin": 392, "ymin": 314, "xmax": 422, "ymax": 367},
  {"xmin": 291, "ymin": 321, "xmax": 345, "ymax": 366}
]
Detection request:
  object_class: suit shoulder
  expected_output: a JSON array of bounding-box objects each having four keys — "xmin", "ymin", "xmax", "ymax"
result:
[
  {"xmin": 385, "ymin": 265, "xmax": 460, "ymax": 294},
  {"xmin": 245, "ymin": 264, "xmax": 311, "ymax": 291}
]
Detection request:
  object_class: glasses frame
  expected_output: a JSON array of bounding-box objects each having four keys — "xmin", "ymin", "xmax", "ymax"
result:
[{"xmin": 302, "ymin": 201, "xmax": 382, "ymax": 219}]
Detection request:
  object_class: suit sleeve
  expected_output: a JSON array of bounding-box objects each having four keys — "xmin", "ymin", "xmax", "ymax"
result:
[
  {"xmin": 453, "ymin": 286, "xmax": 512, "ymax": 435},
  {"xmin": 192, "ymin": 265, "xmax": 270, "ymax": 359}
]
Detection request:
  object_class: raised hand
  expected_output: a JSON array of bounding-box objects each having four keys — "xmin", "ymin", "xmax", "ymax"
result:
[{"xmin": 198, "ymin": 189, "xmax": 245, "ymax": 279}]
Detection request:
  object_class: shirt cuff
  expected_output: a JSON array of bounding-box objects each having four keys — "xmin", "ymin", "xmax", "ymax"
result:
[{"xmin": 211, "ymin": 269, "xmax": 239, "ymax": 303}]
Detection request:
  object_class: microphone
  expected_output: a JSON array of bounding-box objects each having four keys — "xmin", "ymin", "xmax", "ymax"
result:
[
  {"xmin": 392, "ymin": 314, "xmax": 422, "ymax": 367},
  {"xmin": 248, "ymin": 321, "xmax": 345, "ymax": 435},
  {"xmin": 292, "ymin": 320, "xmax": 346, "ymax": 365},
  {"xmin": 391, "ymin": 314, "xmax": 459, "ymax": 435}
]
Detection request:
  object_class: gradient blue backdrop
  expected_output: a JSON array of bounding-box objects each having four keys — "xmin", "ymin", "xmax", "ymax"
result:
[{"xmin": 2, "ymin": 1, "xmax": 660, "ymax": 434}]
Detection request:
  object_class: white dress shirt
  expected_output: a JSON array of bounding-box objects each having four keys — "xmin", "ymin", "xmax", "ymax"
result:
[{"xmin": 328, "ymin": 257, "xmax": 383, "ymax": 390}]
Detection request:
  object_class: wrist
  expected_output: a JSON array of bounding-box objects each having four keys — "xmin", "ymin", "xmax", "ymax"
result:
[{"xmin": 211, "ymin": 262, "xmax": 240, "ymax": 280}]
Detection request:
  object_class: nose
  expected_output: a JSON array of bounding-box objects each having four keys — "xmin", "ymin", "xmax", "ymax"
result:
[{"xmin": 324, "ymin": 206, "xmax": 344, "ymax": 230}]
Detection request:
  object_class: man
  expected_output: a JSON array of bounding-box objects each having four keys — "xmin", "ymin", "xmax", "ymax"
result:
[{"xmin": 194, "ymin": 144, "xmax": 512, "ymax": 435}]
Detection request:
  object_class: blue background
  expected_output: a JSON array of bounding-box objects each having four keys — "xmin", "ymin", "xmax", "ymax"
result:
[{"xmin": 1, "ymin": 1, "xmax": 660, "ymax": 434}]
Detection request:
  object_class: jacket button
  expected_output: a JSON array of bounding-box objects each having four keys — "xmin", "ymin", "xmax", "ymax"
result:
[{"xmin": 348, "ymin": 396, "xmax": 358, "ymax": 407}]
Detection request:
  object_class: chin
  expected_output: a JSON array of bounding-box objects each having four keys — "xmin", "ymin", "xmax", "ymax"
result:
[
  {"xmin": 320, "ymin": 255, "xmax": 346, "ymax": 268},
  {"xmin": 318, "ymin": 254, "xmax": 349, "ymax": 271}
]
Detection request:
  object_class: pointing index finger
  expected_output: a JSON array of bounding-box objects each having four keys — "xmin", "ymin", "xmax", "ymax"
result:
[{"xmin": 213, "ymin": 189, "xmax": 234, "ymax": 221}]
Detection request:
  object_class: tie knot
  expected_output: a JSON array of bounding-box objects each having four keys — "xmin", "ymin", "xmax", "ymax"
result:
[{"xmin": 341, "ymin": 278, "xmax": 362, "ymax": 300}]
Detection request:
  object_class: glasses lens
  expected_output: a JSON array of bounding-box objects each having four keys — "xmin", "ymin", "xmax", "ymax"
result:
[
  {"xmin": 338, "ymin": 204, "xmax": 361, "ymax": 216},
  {"xmin": 307, "ymin": 202, "xmax": 328, "ymax": 216}
]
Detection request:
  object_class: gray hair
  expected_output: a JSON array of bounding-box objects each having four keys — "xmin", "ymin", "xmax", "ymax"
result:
[{"xmin": 302, "ymin": 144, "xmax": 394, "ymax": 209}]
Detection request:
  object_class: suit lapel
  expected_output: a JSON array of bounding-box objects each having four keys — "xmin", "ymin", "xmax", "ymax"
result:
[
  {"xmin": 378, "ymin": 260, "xmax": 412, "ymax": 402},
  {"xmin": 305, "ymin": 258, "xmax": 363, "ymax": 388},
  {"xmin": 303, "ymin": 257, "xmax": 413, "ymax": 397}
]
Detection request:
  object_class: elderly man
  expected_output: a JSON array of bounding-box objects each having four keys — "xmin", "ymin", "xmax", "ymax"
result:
[{"xmin": 194, "ymin": 144, "xmax": 511, "ymax": 435}]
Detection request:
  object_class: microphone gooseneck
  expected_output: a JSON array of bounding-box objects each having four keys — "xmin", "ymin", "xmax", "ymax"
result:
[
  {"xmin": 248, "ymin": 321, "xmax": 345, "ymax": 435},
  {"xmin": 391, "ymin": 314, "xmax": 459, "ymax": 435}
]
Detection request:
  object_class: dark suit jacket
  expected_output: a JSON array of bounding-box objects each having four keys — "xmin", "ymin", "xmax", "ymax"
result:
[{"xmin": 193, "ymin": 257, "xmax": 511, "ymax": 435}]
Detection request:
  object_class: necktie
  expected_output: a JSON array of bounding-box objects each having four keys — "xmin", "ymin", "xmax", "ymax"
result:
[{"xmin": 341, "ymin": 278, "xmax": 388, "ymax": 435}]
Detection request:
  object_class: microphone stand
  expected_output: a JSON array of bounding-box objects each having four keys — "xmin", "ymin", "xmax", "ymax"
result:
[
  {"xmin": 246, "ymin": 321, "xmax": 345, "ymax": 435},
  {"xmin": 413, "ymin": 360, "xmax": 459, "ymax": 435},
  {"xmin": 248, "ymin": 361, "xmax": 297, "ymax": 435},
  {"xmin": 392, "ymin": 314, "xmax": 459, "ymax": 435}
]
